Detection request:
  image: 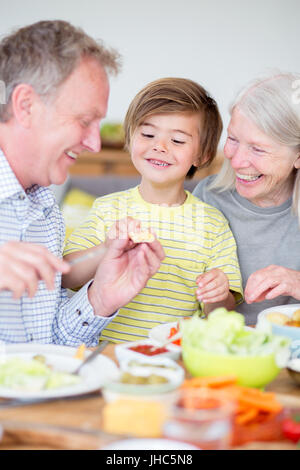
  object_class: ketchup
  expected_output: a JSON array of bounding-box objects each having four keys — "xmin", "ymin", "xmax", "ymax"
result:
[{"xmin": 129, "ymin": 344, "xmax": 168, "ymax": 356}]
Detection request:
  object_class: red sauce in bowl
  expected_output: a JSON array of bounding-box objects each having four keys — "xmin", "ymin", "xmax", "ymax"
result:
[{"xmin": 129, "ymin": 344, "xmax": 168, "ymax": 356}]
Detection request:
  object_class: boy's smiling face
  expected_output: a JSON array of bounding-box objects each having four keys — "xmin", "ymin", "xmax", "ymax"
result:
[{"xmin": 130, "ymin": 113, "xmax": 201, "ymax": 190}]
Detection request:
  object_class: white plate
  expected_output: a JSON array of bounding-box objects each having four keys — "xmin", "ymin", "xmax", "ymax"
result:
[
  {"xmin": 257, "ymin": 304, "xmax": 300, "ymax": 345},
  {"xmin": 0, "ymin": 343, "xmax": 119, "ymax": 400},
  {"xmin": 102, "ymin": 438, "xmax": 199, "ymax": 450},
  {"xmin": 148, "ymin": 322, "xmax": 181, "ymax": 351},
  {"xmin": 258, "ymin": 304, "xmax": 300, "ymax": 320}
]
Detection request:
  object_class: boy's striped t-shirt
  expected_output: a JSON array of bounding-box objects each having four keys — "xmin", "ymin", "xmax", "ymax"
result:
[{"xmin": 64, "ymin": 186, "xmax": 243, "ymax": 342}]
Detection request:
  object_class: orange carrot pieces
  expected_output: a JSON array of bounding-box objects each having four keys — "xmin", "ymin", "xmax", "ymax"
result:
[
  {"xmin": 236, "ymin": 407, "xmax": 259, "ymax": 425},
  {"xmin": 179, "ymin": 376, "xmax": 283, "ymax": 434},
  {"xmin": 181, "ymin": 375, "xmax": 237, "ymax": 389}
]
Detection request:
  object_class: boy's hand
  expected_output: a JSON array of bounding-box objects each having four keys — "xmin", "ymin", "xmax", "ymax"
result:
[{"xmin": 196, "ymin": 268, "xmax": 230, "ymax": 303}]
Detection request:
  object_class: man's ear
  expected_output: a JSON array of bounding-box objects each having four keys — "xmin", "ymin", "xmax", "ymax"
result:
[{"xmin": 11, "ymin": 84, "xmax": 36, "ymax": 128}]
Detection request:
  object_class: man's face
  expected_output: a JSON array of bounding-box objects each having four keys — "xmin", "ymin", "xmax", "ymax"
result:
[{"xmin": 25, "ymin": 58, "xmax": 109, "ymax": 188}]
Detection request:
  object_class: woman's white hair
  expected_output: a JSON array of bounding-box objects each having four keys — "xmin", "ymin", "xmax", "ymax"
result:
[{"xmin": 210, "ymin": 72, "xmax": 300, "ymax": 220}]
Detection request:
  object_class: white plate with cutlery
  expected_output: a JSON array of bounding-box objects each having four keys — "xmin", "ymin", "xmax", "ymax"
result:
[{"xmin": 0, "ymin": 343, "xmax": 118, "ymax": 400}]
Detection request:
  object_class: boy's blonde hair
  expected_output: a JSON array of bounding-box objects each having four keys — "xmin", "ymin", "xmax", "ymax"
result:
[{"xmin": 123, "ymin": 77, "xmax": 223, "ymax": 178}]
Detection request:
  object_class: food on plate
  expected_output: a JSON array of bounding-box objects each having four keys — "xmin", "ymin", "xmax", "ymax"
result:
[
  {"xmin": 33, "ymin": 354, "xmax": 46, "ymax": 363},
  {"xmin": 128, "ymin": 344, "xmax": 168, "ymax": 356},
  {"xmin": 0, "ymin": 357, "xmax": 81, "ymax": 392},
  {"xmin": 266, "ymin": 309, "xmax": 300, "ymax": 328},
  {"xmin": 120, "ymin": 371, "xmax": 168, "ymax": 385},
  {"xmin": 286, "ymin": 320, "xmax": 300, "ymax": 327},
  {"xmin": 74, "ymin": 343, "xmax": 86, "ymax": 360},
  {"xmin": 102, "ymin": 398, "xmax": 167, "ymax": 437},
  {"xmin": 129, "ymin": 230, "xmax": 155, "ymax": 243},
  {"xmin": 266, "ymin": 312, "xmax": 290, "ymax": 325},
  {"xmin": 292, "ymin": 309, "xmax": 300, "ymax": 322},
  {"xmin": 180, "ymin": 375, "xmax": 284, "ymax": 446}
]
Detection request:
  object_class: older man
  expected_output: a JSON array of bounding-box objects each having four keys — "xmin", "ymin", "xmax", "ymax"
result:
[{"xmin": 0, "ymin": 20, "xmax": 164, "ymax": 345}]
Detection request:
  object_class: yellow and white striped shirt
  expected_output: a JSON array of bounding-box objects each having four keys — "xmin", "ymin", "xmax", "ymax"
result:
[{"xmin": 64, "ymin": 186, "xmax": 243, "ymax": 342}]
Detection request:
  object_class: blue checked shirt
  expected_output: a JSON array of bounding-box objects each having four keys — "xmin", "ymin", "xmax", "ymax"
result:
[{"xmin": 0, "ymin": 150, "xmax": 115, "ymax": 346}]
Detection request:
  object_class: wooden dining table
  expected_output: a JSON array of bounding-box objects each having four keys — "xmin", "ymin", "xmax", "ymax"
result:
[{"xmin": 0, "ymin": 343, "xmax": 299, "ymax": 450}]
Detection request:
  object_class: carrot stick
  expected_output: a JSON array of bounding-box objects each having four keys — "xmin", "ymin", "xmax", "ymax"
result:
[
  {"xmin": 181, "ymin": 375, "xmax": 237, "ymax": 389},
  {"xmin": 236, "ymin": 407, "xmax": 259, "ymax": 425}
]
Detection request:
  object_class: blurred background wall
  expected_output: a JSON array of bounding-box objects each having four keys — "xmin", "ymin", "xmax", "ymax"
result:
[{"xmin": 0, "ymin": 0, "xmax": 298, "ymax": 144}]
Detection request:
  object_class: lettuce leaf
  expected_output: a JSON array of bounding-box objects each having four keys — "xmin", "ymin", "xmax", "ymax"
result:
[
  {"xmin": 0, "ymin": 357, "xmax": 81, "ymax": 392},
  {"xmin": 180, "ymin": 308, "xmax": 290, "ymax": 365}
]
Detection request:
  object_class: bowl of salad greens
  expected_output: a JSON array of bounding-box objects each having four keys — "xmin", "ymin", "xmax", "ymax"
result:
[{"xmin": 181, "ymin": 309, "xmax": 291, "ymax": 388}]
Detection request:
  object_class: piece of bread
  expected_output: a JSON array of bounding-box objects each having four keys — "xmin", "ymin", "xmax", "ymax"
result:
[
  {"xmin": 129, "ymin": 231, "xmax": 155, "ymax": 243},
  {"xmin": 292, "ymin": 309, "xmax": 300, "ymax": 322},
  {"xmin": 265, "ymin": 312, "xmax": 290, "ymax": 325}
]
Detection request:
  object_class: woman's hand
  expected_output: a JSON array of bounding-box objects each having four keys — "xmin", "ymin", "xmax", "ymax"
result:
[
  {"xmin": 0, "ymin": 241, "xmax": 70, "ymax": 299},
  {"xmin": 196, "ymin": 268, "xmax": 230, "ymax": 303},
  {"xmin": 245, "ymin": 265, "xmax": 300, "ymax": 303}
]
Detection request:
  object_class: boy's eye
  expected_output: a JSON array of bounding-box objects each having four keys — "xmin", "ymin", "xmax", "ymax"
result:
[
  {"xmin": 227, "ymin": 136, "xmax": 237, "ymax": 143},
  {"xmin": 172, "ymin": 139, "xmax": 185, "ymax": 144}
]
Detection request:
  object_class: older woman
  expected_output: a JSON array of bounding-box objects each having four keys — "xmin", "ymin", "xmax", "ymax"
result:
[{"xmin": 193, "ymin": 73, "xmax": 300, "ymax": 325}]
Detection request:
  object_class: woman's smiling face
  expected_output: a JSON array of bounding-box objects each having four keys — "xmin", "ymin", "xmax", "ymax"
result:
[{"xmin": 224, "ymin": 108, "xmax": 300, "ymax": 207}]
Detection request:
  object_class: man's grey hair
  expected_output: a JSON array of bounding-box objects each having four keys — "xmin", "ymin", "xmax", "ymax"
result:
[{"xmin": 0, "ymin": 20, "xmax": 121, "ymax": 122}]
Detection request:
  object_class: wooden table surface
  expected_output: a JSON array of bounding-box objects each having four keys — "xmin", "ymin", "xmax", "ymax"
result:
[{"xmin": 0, "ymin": 343, "xmax": 299, "ymax": 450}]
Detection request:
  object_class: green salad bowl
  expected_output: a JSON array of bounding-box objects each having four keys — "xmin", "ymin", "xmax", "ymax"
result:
[{"xmin": 182, "ymin": 343, "xmax": 281, "ymax": 389}]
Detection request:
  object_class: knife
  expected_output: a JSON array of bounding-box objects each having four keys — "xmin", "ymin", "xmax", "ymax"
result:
[{"xmin": 73, "ymin": 340, "xmax": 109, "ymax": 374}]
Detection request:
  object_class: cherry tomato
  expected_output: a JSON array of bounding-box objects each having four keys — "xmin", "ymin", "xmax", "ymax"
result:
[{"xmin": 282, "ymin": 413, "xmax": 300, "ymax": 443}]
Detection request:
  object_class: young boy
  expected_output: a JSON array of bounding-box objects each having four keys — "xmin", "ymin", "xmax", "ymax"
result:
[{"xmin": 62, "ymin": 78, "xmax": 243, "ymax": 342}]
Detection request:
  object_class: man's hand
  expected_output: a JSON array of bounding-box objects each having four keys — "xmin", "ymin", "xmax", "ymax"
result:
[
  {"xmin": 0, "ymin": 241, "xmax": 70, "ymax": 299},
  {"xmin": 245, "ymin": 265, "xmax": 300, "ymax": 304},
  {"xmin": 88, "ymin": 235, "xmax": 165, "ymax": 317}
]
